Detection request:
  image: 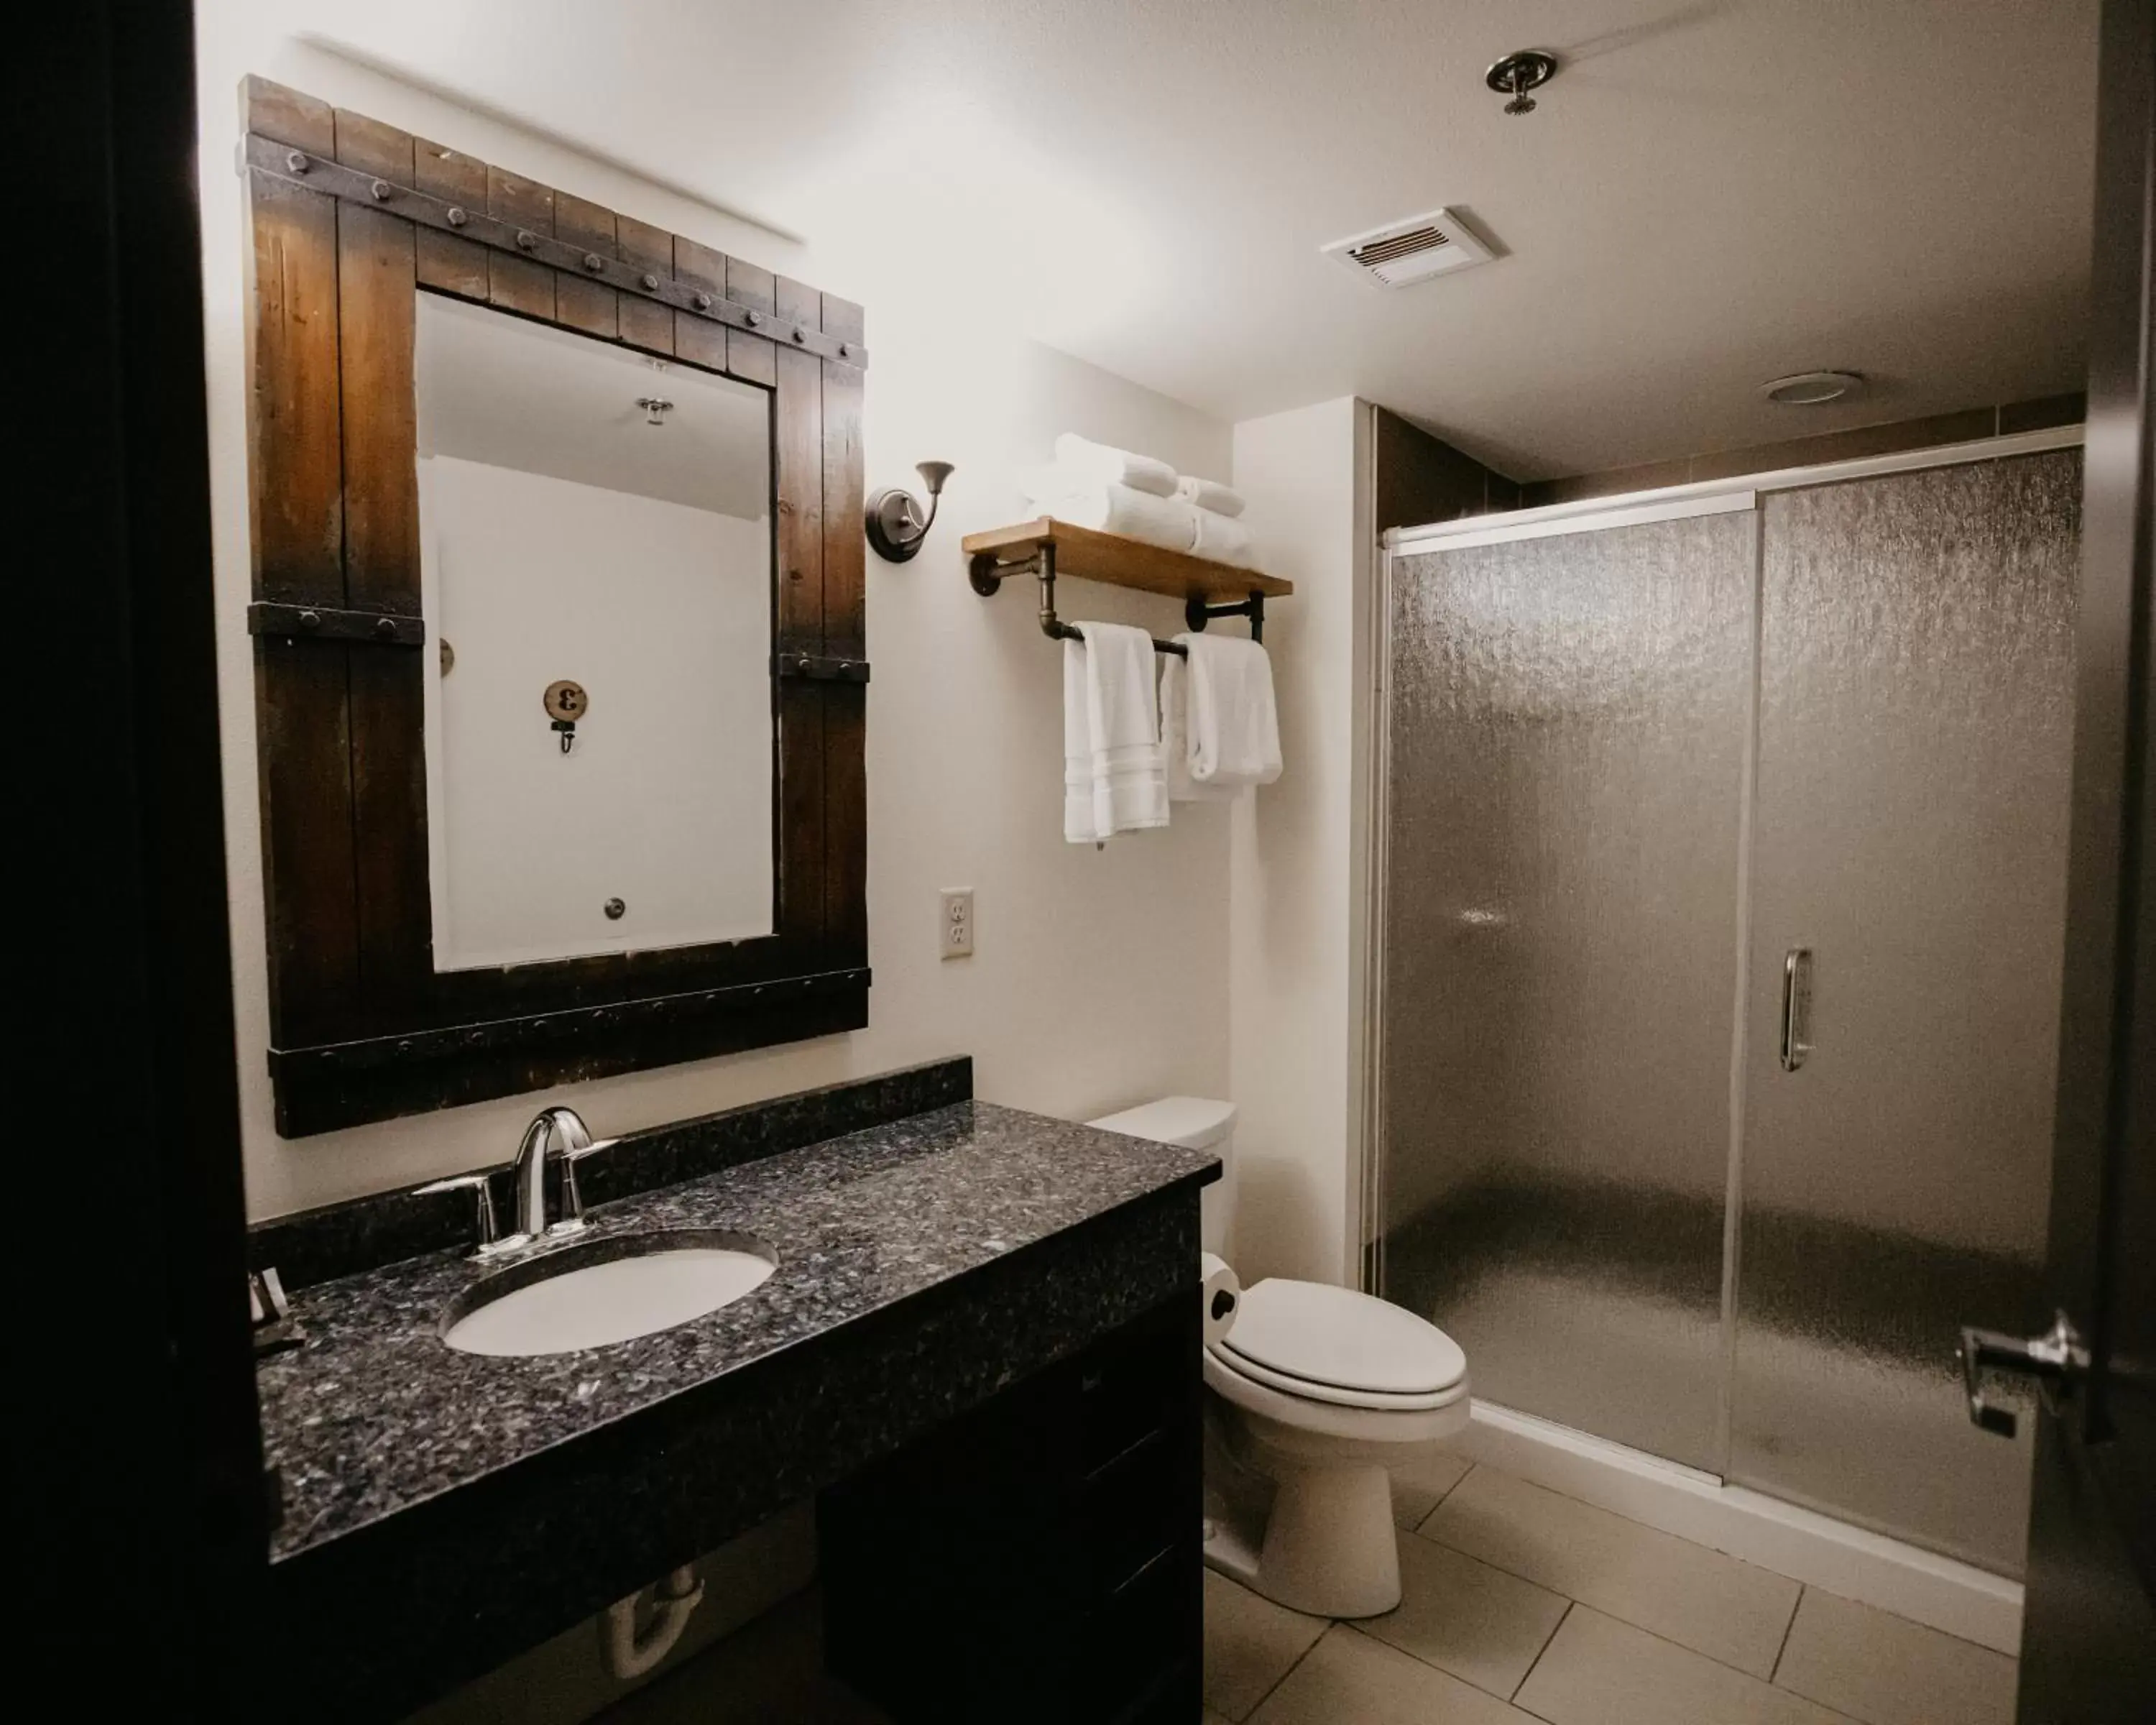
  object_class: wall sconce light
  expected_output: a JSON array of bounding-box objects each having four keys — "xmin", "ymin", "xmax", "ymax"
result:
[{"xmin": 865, "ymin": 461, "xmax": 955, "ymax": 563}]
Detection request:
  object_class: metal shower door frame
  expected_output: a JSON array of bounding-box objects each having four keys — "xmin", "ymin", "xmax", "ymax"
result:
[{"xmin": 1360, "ymin": 423, "xmax": 2086, "ymax": 1487}]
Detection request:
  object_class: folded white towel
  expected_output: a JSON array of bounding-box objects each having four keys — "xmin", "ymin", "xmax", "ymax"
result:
[
  {"xmin": 1064, "ymin": 623, "xmax": 1169, "ymax": 843},
  {"xmin": 1173, "ymin": 475, "xmax": 1246, "ymax": 519},
  {"xmin": 1030, "ymin": 483, "xmax": 1200, "ymax": 554},
  {"xmin": 1191, "ymin": 507, "xmax": 1260, "ymax": 569},
  {"xmin": 1159, "ymin": 654, "xmax": 1237, "ymax": 803},
  {"xmin": 1177, "ymin": 632, "xmax": 1281, "ymax": 790},
  {"xmin": 1054, "ymin": 433, "xmax": 1179, "ymax": 499}
]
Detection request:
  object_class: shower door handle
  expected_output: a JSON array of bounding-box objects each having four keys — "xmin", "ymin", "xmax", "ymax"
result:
[
  {"xmin": 1779, "ymin": 947, "xmax": 1813, "ymax": 1071},
  {"xmin": 1957, "ymin": 1312, "xmax": 2086, "ymax": 1439}
]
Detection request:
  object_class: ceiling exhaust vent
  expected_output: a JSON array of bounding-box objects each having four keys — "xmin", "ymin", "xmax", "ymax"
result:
[{"xmin": 1322, "ymin": 208, "xmax": 1494, "ymax": 289}]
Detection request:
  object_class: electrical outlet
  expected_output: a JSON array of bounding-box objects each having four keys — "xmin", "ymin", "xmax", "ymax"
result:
[{"xmin": 940, "ymin": 888, "xmax": 974, "ymax": 959}]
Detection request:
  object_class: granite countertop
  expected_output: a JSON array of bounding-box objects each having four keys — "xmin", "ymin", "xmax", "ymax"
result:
[{"xmin": 258, "ymin": 1100, "xmax": 1217, "ymax": 1563}]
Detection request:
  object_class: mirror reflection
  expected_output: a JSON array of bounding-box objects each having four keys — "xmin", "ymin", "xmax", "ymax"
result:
[{"xmin": 413, "ymin": 293, "xmax": 775, "ymax": 971}]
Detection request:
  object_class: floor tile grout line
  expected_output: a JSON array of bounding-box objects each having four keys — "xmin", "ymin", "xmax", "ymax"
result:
[
  {"xmin": 1399, "ymin": 1536, "xmax": 1793, "ymax": 1686},
  {"xmin": 1511, "ymin": 1598, "xmax": 1576, "ymax": 1703},
  {"xmin": 1429, "ymin": 1463, "xmax": 1811, "ymax": 1591},
  {"xmin": 1428, "ymin": 1463, "xmax": 2009, "ymax": 1660},
  {"xmin": 1408, "ymin": 1472, "xmax": 1814, "ymax": 1667},
  {"xmin": 1233, "ymin": 1615, "xmax": 1329, "ymax": 1724},
  {"xmin": 1422, "ymin": 1458, "xmax": 1474, "ymax": 1520},
  {"xmin": 1550, "ymin": 1601, "xmax": 1867, "ymax": 1717},
  {"xmin": 1769, "ymin": 1583, "xmax": 1805, "ymax": 1686},
  {"xmin": 1338, "ymin": 1614, "xmax": 1549, "ymax": 1709}
]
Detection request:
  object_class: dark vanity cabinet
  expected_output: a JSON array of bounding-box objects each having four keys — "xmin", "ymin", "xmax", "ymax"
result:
[{"xmin": 821, "ymin": 1294, "xmax": 1202, "ymax": 1724}]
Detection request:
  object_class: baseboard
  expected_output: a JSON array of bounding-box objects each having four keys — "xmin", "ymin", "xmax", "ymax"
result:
[{"xmin": 1456, "ymin": 1401, "xmax": 2022, "ymax": 1655}]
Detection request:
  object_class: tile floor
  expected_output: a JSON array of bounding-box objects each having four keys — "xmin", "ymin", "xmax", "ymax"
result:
[{"xmin": 1203, "ymin": 1454, "xmax": 2019, "ymax": 1725}]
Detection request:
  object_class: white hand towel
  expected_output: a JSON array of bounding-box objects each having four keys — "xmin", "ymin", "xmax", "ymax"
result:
[
  {"xmin": 1159, "ymin": 654, "xmax": 1235, "ymax": 803},
  {"xmin": 1063, "ymin": 624, "xmax": 1169, "ymax": 843},
  {"xmin": 1063, "ymin": 642, "xmax": 1102, "ymax": 842},
  {"xmin": 1029, "ymin": 483, "xmax": 1200, "ymax": 554},
  {"xmin": 1173, "ymin": 475, "xmax": 1247, "ymax": 519},
  {"xmin": 1180, "ymin": 632, "xmax": 1281, "ymax": 789},
  {"xmin": 1054, "ymin": 433, "xmax": 1179, "ymax": 498},
  {"xmin": 1191, "ymin": 507, "xmax": 1260, "ymax": 569}
]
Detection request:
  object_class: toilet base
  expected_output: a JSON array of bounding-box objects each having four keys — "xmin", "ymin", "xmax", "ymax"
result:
[{"xmin": 1205, "ymin": 1458, "xmax": 1401, "ymax": 1618}]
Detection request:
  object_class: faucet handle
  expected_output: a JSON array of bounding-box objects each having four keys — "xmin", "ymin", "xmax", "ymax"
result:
[
  {"xmin": 416, "ymin": 1170, "xmax": 512, "ymax": 1259},
  {"xmin": 548, "ymin": 1137, "xmax": 617, "ymax": 1236}
]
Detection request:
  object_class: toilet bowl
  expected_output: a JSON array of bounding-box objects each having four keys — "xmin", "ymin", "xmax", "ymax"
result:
[{"xmin": 1088, "ymin": 1098, "xmax": 1472, "ymax": 1619}]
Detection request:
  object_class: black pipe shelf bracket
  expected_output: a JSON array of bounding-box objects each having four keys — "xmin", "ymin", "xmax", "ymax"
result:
[{"xmin": 962, "ymin": 518, "xmax": 1289, "ymax": 658}]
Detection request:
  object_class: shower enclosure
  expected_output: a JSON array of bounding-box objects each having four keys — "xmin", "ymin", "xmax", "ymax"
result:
[{"xmin": 1373, "ymin": 437, "xmax": 2081, "ymax": 1576}]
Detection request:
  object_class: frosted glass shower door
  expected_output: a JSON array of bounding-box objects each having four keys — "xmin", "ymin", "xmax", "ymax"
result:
[
  {"xmin": 1733, "ymin": 451, "xmax": 2081, "ymax": 1573},
  {"xmin": 1379, "ymin": 503, "xmax": 1756, "ymax": 1471}
]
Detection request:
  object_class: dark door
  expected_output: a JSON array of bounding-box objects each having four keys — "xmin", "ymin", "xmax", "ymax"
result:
[
  {"xmin": 1980, "ymin": 1, "xmax": 2156, "ymax": 1719},
  {"xmin": 30, "ymin": 0, "xmax": 267, "ymax": 1711}
]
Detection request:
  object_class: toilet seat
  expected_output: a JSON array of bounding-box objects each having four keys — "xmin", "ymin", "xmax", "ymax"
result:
[
  {"xmin": 1203, "ymin": 1346, "xmax": 1470, "ymax": 1446},
  {"xmin": 1216, "ymin": 1279, "xmax": 1467, "ymax": 1407},
  {"xmin": 1207, "ymin": 1343, "xmax": 1470, "ymax": 1412}
]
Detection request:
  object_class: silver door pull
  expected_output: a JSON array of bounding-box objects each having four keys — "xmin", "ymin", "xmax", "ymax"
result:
[
  {"xmin": 1956, "ymin": 1312, "xmax": 2086, "ymax": 1438},
  {"xmin": 1779, "ymin": 947, "xmax": 1814, "ymax": 1071}
]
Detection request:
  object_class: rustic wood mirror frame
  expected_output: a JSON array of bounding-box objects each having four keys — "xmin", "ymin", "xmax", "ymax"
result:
[{"xmin": 240, "ymin": 78, "xmax": 868, "ymax": 1136}]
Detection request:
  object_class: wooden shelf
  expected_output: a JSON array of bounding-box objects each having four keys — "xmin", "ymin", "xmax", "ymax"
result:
[{"xmin": 962, "ymin": 518, "xmax": 1293, "ymax": 602}]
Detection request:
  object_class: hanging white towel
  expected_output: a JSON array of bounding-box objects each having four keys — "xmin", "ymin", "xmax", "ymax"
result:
[
  {"xmin": 1053, "ymin": 433, "xmax": 1179, "ymax": 498},
  {"xmin": 1173, "ymin": 475, "xmax": 1247, "ymax": 519},
  {"xmin": 1191, "ymin": 507, "xmax": 1261, "ymax": 569},
  {"xmin": 1178, "ymin": 632, "xmax": 1281, "ymax": 790},
  {"xmin": 1028, "ymin": 483, "xmax": 1201, "ymax": 553},
  {"xmin": 1063, "ymin": 624, "xmax": 1169, "ymax": 843},
  {"xmin": 1159, "ymin": 654, "xmax": 1235, "ymax": 803}
]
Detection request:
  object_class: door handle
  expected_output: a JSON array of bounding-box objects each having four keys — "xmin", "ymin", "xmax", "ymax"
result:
[
  {"xmin": 1779, "ymin": 947, "xmax": 1813, "ymax": 1071},
  {"xmin": 1957, "ymin": 1312, "xmax": 2086, "ymax": 1438}
]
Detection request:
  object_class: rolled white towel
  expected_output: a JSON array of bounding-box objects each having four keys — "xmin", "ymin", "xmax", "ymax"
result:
[
  {"xmin": 1173, "ymin": 475, "xmax": 1246, "ymax": 519},
  {"xmin": 1032, "ymin": 484, "xmax": 1200, "ymax": 554},
  {"xmin": 1192, "ymin": 507, "xmax": 1260, "ymax": 569},
  {"xmin": 1053, "ymin": 433, "xmax": 1179, "ymax": 499}
]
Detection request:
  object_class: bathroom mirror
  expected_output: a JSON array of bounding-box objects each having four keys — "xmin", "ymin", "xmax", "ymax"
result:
[
  {"xmin": 415, "ymin": 295, "xmax": 776, "ymax": 969},
  {"xmin": 241, "ymin": 78, "xmax": 869, "ymax": 1136}
]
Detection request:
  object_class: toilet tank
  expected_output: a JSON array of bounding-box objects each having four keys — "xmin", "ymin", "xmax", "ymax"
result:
[{"xmin": 1087, "ymin": 1097, "xmax": 1238, "ymax": 1259}]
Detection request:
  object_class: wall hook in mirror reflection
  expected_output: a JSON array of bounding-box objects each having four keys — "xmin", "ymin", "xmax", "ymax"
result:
[
  {"xmin": 544, "ymin": 679, "xmax": 589, "ymax": 753},
  {"xmin": 865, "ymin": 461, "xmax": 955, "ymax": 563}
]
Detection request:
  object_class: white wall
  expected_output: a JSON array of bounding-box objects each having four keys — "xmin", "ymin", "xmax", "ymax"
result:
[
  {"xmin": 1225, "ymin": 399, "xmax": 1373, "ymax": 1287},
  {"xmin": 195, "ymin": 21, "xmax": 1235, "ymax": 1218},
  {"xmin": 418, "ymin": 456, "xmax": 773, "ymax": 968}
]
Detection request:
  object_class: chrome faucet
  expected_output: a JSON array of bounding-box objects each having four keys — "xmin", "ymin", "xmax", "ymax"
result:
[
  {"xmin": 422, "ymin": 1106, "xmax": 609, "ymax": 1260},
  {"xmin": 512, "ymin": 1105, "xmax": 594, "ymax": 1243}
]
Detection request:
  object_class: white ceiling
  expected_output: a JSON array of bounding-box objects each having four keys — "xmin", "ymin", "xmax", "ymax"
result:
[
  {"xmin": 292, "ymin": 0, "xmax": 2100, "ymax": 479},
  {"xmin": 415, "ymin": 293, "xmax": 769, "ymax": 518}
]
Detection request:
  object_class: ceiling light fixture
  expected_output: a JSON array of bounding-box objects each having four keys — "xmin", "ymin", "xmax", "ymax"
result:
[{"xmin": 1762, "ymin": 371, "xmax": 1866, "ymax": 406}]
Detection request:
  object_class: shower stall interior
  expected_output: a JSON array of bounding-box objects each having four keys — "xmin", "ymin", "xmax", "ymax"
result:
[{"xmin": 1373, "ymin": 438, "xmax": 2082, "ymax": 1576}]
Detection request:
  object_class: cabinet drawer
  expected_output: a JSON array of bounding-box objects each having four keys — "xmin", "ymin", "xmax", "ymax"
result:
[
  {"xmin": 1077, "ymin": 1310, "xmax": 1186, "ymax": 1474},
  {"xmin": 1081, "ymin": 1427, "xmax": 1185, "ymax": 1599},
  {"xmin": 1074, "ymin": 1540, "xmax": 1194, "ymax": 1721}
]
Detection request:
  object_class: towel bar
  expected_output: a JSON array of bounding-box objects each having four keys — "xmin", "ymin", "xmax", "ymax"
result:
[{"xmin": 969, "ymin": 540, "xmax": 1266, "ymax": 656}]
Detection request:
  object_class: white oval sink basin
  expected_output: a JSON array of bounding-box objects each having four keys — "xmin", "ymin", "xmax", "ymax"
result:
[{"xmin": 442, "ymin": 1230, "xmax": 775, "ymax": 1357}]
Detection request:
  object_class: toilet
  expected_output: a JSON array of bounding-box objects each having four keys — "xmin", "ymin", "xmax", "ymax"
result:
[{"xmin": 1087, "ymin": 1097, "xmax": 1471, "ymax": 1619}]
